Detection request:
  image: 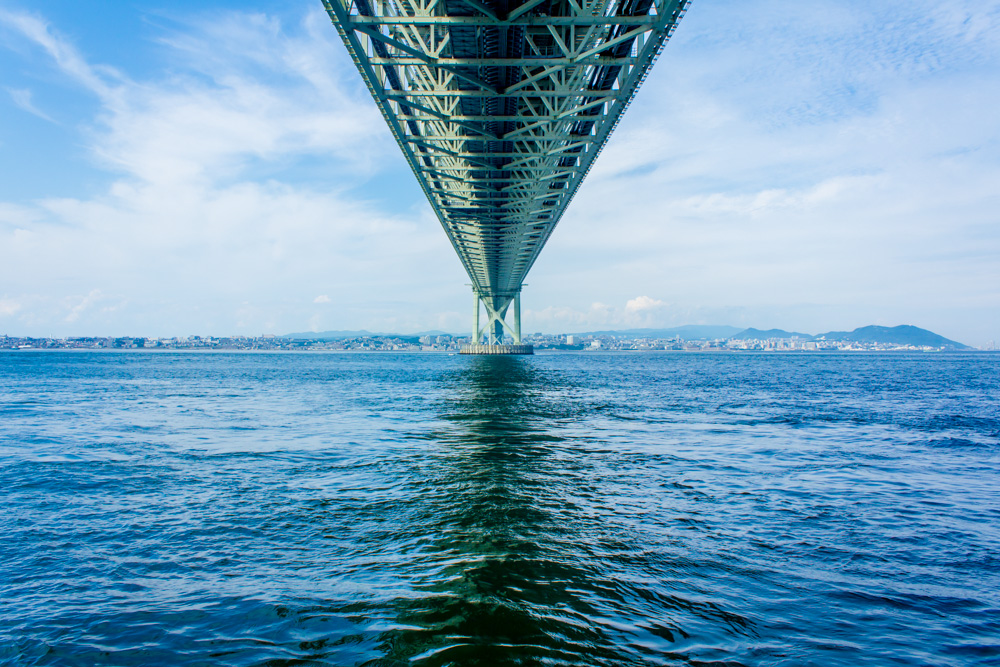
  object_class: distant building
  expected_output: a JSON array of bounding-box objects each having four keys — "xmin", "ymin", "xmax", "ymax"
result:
[{"xmin": 566, "ymin": 335, "xmax": 575, "ymax": 345}]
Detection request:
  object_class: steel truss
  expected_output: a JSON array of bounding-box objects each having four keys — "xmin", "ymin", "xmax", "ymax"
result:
[{"xmin": 324, "ymin": 0, "xmax": 689, "ymax": 344}]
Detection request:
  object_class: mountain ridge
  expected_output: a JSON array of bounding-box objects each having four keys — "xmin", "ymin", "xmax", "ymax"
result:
[{"xmin": 812, "ymin": 325, "xmax": 969, "ymax": 349}]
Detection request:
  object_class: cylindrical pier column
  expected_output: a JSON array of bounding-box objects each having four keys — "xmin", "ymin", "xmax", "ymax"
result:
[
  {"xmin": 513, "ymin": 293, "xmax": 521, "ymax": 344},
  {"xmin": 473, "ymin": 291, "xmax": 480, "ymax": 344}
]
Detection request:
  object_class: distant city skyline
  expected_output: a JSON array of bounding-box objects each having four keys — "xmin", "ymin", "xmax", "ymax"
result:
[
  {"xmin": 3, "ymin": 322, "xmax": 984, "ymax": 351},
  {"xmin": 2, "ymin": 1, "xmax": 998, "ymax": 346}
]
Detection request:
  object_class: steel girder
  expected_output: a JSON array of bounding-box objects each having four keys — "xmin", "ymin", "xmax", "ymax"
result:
[{"xmin": 323, "ymin": 0, "xmax": 689, "ymax": 340}]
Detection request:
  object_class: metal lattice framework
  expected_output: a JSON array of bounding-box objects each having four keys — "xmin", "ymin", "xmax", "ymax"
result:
[{"xmin": 324, "ymin": 0, "xmax": 689, "ymax": 344}]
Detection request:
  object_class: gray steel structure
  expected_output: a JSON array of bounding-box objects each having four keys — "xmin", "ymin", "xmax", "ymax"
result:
[{"xmin": 324, "ymin": 0, "xmax": 689, "ymax": 345}]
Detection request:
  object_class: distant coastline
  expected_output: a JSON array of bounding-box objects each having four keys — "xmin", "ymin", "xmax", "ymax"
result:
[{"xmin": 3, "ymin": 324, "xmax": 992, "ymax": 352}]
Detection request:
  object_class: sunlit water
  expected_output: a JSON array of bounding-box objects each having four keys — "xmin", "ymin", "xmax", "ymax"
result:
[{"xmin": 1, "ymin": 351, "xmax": 998, "ymax": 666}]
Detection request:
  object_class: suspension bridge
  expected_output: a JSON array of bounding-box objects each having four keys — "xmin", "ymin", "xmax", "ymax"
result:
[{"xmin": 324, "ymin": 0, "xmax": 689, "ymax": 354}]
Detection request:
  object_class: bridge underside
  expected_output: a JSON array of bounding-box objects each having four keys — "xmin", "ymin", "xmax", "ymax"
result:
[{"xmin": 325, "ymin": 0, "xmax": 688, "ymax": 348}]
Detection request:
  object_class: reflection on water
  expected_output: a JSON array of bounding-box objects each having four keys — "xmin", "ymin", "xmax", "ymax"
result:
[
  {"xmin": 374, "ymin": 356, "xmax": 752, "ymax": 665},
  {"xmin": 380, "ymin": 357, "xmax": 590, "ymax": 664},
  {"xmin": 377, "ymin": 357, "xmax": 549, "ymax": 663}
]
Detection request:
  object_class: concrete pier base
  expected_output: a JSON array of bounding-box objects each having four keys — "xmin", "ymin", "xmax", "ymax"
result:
[{"xmin": 459, "ymin": 344, "xmax": 534, "ymax": 355}]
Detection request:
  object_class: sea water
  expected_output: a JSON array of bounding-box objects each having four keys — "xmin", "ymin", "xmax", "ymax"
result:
[{"xmin": 1, "ymin": 351, "xmax": 998, "ymax": 666}]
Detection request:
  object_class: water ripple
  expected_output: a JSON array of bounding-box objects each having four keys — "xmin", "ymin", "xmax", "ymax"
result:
[{"xmin": 1, "ymin": 351, "xmax": 999, "ymax": 665}]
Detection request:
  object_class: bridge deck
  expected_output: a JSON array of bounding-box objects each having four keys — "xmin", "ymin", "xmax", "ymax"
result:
[{"xmin": 325, "ymin": 0, "xmax": 688, "ymax": 342}]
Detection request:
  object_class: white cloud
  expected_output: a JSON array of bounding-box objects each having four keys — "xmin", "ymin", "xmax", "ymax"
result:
[
  {"xmin": 65, "ymin": 289, "xmax": 102, "ymax": 323},
  {"xmin": 313, "ymin": 295, "xmax": 330, "ymax": 304},
  {"xmin": 0, "ymin": 297, "xmax": 21, "ymax": 317},
  {"xmin": 0, "ymin": 6, "xmax": 463, "ymax": 337},
  {"xmin": 527, "ymin": 297, "xmax": 677, "ymax": 331},
  {"xmin": 625, "ymin": 296, "xmax": 667, "ymax": 314},
  {"xmin": 2, "ymin": 7, "xmax": 387, "ymax": 189},
  {"xmin": 0, "ymin": 203, "xmax": 42, "ymax": 228},
  {"xmin": 0, "ymin": 10, "xmax": 119, "ymax": 99},
  {"xmin": 6, "ymin": 87, "xmax": 55, "ymax": 122}
]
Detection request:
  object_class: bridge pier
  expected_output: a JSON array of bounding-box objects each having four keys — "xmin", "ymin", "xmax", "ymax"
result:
[{"xmin": 461, "ymin": 290, "xmax": 533, "ymax": 355}]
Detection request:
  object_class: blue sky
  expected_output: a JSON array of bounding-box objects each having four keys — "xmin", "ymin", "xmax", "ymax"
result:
[{"xmin": 1, "ymin": 1, "xmax": 998, "ymax": 345}]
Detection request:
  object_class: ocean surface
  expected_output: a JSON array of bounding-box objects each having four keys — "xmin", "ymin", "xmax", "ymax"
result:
[{"xmin": 1, "ymin": 351, "xmax": 998, "ymax": 666}]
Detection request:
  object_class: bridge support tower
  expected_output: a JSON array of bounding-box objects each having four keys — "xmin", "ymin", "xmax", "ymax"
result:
[{"xmin": 460, "ymin": 289, "xmax": 533, "ymax": 355}]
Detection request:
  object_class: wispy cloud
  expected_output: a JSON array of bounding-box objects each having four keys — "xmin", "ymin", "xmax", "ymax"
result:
[
  {"xmin": 527, "ymin": 297, "xmax": 675, "ymax": 330},
  {"xmin": 6, "ymin": 87, "xmax": 55, "ymax": 122},
  {"xmin": 0, "ymin": 6, "xmax": 459, "ymax": 336},
  {"xmin": 0, "ymin": 9, "xmax": 120, "ymax": 100},
  {"xmin": 2, "ymin": 7, "xmax": 386, "ymax": 185},
  {"xmin": 0, "ymin": 202, "xmax": 42, "ymax": 228},
  {"xmin": 65, "ymin": 289, "xmax": 102, "ymax": 323},
  {"xmin": 0, "ymin": 297, "xmax": 21, "ymax": 317}
]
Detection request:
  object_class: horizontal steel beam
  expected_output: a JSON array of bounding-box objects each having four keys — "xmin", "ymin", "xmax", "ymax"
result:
[
  {"xmin": 403, "ymin": 134, "xmax": 598, "ymax": 143},
  {"xmin": 398, "ymin": 114, "xmax": 590, "ymax": 122},
  {"xmin": 370, "ymin": 56, "xmax": 638, "ymax": 66},
  {"xmin": 345, "ymin": 15, "xmax": 659, "ymax": 26},
  {"xmin": 384, "ymin": 89, "xmax": 619, "ymax": 98}
]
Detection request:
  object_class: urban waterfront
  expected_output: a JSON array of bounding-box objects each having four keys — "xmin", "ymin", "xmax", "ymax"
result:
[
  {"xmin": 1, "ymin": 328, "xmax": 984, "ymax": 353},
  {"xmin": 1, "ymin": 351, "xmax": 998, "ymax": 666}
]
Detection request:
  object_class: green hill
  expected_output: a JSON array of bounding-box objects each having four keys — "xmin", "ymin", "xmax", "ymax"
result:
[{"xmin": 816, "ymin": 325, "xmax": 969, "ymax": 349}]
